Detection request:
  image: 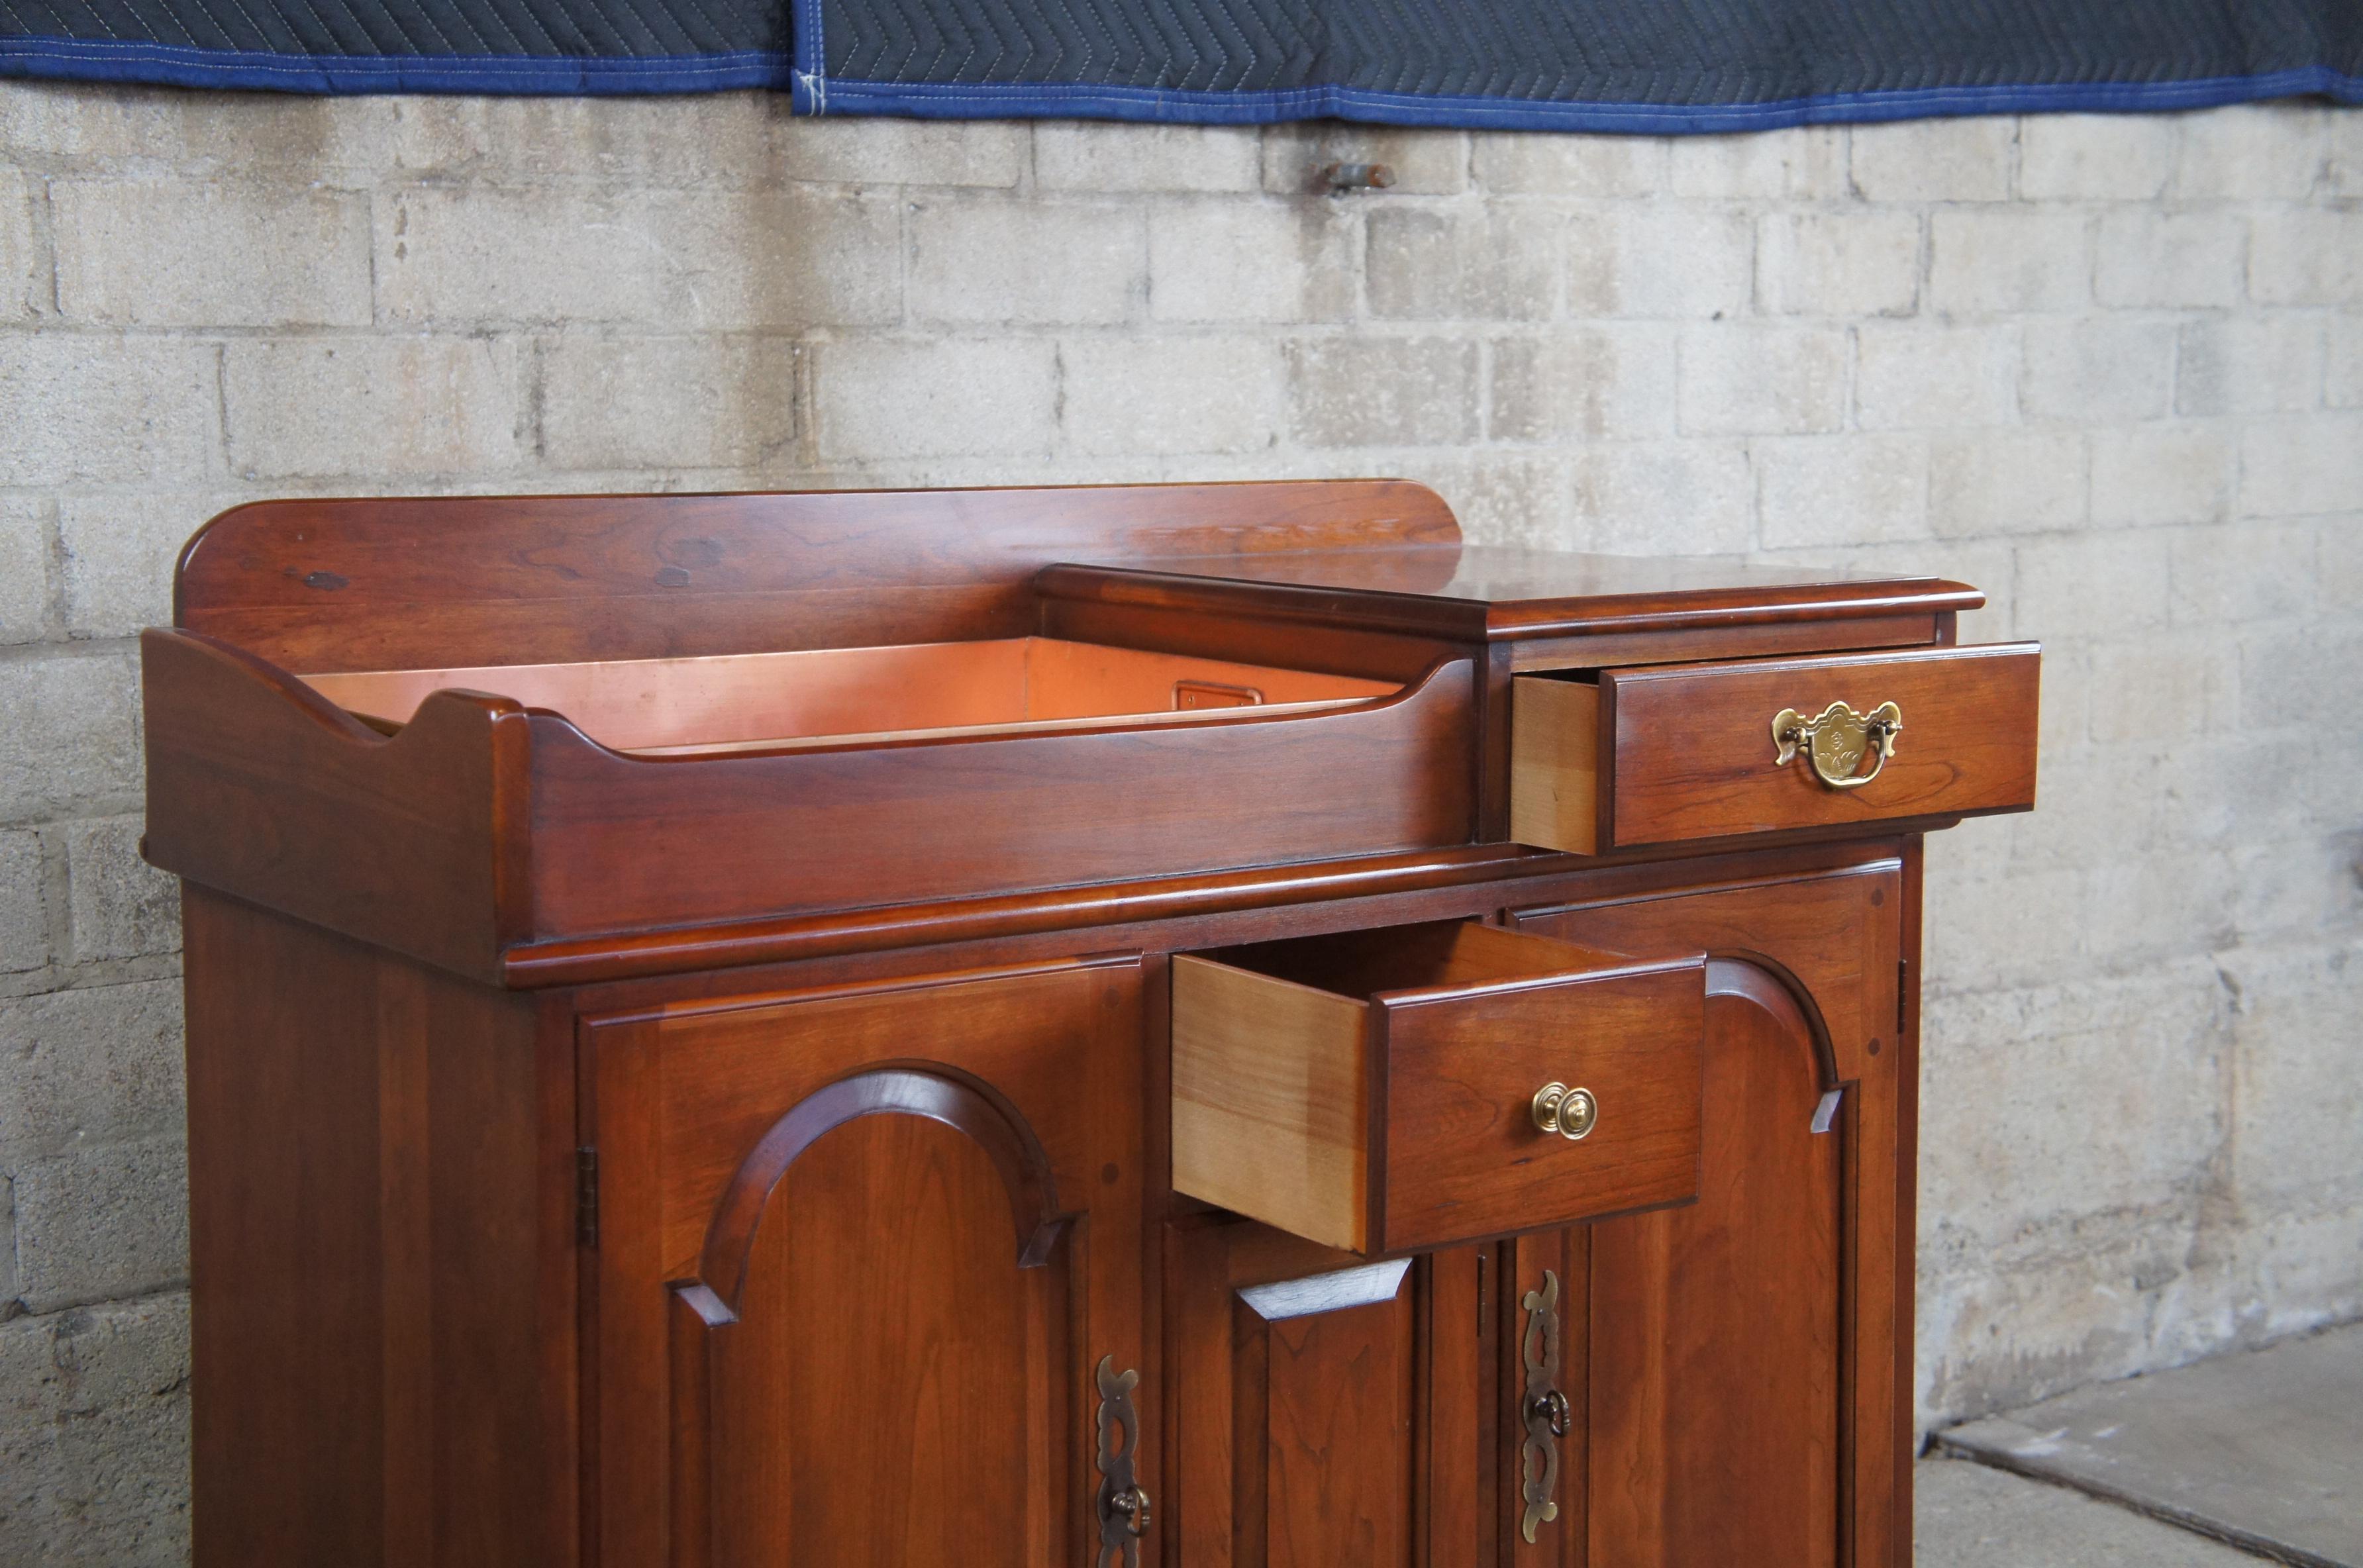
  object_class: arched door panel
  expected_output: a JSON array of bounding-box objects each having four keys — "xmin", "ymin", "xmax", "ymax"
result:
[{"xmin": 585, "ymin": 957, "xmax": 1146, "ymax": 1567}]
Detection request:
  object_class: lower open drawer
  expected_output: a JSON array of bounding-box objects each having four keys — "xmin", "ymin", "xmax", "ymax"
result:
[{"xmin": 1172, "ymin": 920, "xmax": 1704, "ymax": 1255}]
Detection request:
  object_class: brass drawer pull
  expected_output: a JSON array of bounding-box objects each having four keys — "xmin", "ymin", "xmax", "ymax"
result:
[
  {"xmin": 1772, "ymin": 700, "xmax": 1903, "ymax": 791},
  {"xmin": 1531, "ymin": 1082, "xmax": 1597, "ymax": 1141}
]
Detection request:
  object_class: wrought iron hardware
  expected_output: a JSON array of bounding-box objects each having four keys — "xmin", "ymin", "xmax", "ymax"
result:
[
  {"xmin": 1519, "ymin": 1269, "xmax": 1567, "ymax": 1544},
  {"xmin": 1095, "ymin": 1355, "xmax": 1150, "ymax": 1565}
]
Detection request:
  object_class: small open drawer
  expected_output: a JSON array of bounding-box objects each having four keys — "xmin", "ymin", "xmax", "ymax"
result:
[
  {"xmin": 1511, "ymin": 642, "xmax": 2041, "ymax": 854},
  {"xmin": 1172, "ymin": 920, "xmax": 1703, "ymax": 1255}
]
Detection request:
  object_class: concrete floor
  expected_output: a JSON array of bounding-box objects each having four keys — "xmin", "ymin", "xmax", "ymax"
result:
[
  {"xmin": 1917, "ymin": 1459, "xmax": 2274, "ymax": 1567},
  {"xmin": 1938, "ymin": 1321, "xmax": 2361, "ymax": 1568}
]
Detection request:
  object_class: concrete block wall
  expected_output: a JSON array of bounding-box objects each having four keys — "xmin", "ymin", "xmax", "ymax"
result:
[{"xmin": 1, "ymin": 80, "xmax": 2358, "ymax": 1560}]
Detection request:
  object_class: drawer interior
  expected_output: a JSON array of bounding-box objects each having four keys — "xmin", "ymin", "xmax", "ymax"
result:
[
  {"xmin": 297, "ymin": 636, "xmax": 1400, "ymax": 757},
  {"xmin": 1173, "ymin": 920, "xmax": 1703, "ymax": 1254}
]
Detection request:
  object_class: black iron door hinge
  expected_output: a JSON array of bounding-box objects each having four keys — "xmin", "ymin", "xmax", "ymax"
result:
[
  {"xmin": 576, "ymin": 1146, "xmax": 599, "ymax": 1248},
  {"xmin": 1898, "ymin": 959, "xmax": 1911, "ymax": 1034}
]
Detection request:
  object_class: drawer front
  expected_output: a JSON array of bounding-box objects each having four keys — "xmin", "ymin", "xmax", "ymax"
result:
[
  {"xmin": 1513, "ymin": 642, "xmax": 2038, "ymax": 852},
  {"xmin": 1172, "ymin": 921, "xmax": 1705, "ymax": 1255},
  {"xmin": 1376, "ymin": 962, "xmax": 1703, "ymax": 1254}
]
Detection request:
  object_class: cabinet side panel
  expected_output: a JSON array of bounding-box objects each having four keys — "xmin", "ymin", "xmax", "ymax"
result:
[{"xmin": 183, "ymin": 889, "xmax": 566, "ymax": 1568}]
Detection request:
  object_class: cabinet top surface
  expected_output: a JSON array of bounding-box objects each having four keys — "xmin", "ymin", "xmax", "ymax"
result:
[{"xmin": 1044, "ymin": 544, "xmax": 1982, "ymax": 640}]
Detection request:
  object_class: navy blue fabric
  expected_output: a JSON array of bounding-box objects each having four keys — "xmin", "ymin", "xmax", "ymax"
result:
[{"xmin": 1, "ymin": 0, "xmax": 2357, "ymax": 125}]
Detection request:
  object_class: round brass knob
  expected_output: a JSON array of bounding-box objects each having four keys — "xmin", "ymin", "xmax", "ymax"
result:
[{"xmin": 1531, "ymin": 1083, "xmax": 1597, "ymax": 1142}]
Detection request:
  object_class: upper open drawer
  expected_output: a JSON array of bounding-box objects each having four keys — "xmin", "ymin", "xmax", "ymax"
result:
[{"xmin": 1511, "ymin": 642, "xmax": 2040, "ymax": 854}]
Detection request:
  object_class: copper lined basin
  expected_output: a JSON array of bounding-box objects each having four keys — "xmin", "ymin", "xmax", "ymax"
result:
[{"xmin": 299, "ymin": 636, "xmax": 1401, "ymax": 758}]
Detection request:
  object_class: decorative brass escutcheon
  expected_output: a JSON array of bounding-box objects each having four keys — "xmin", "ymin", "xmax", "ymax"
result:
[
  {"xmin": 1532, "ymin": 1082, "xmax": 1598, "ymax": 1142},
  {"xmin": 1519, "ymin": 1270, "xmax": 1566, "ymax": 1544},
  {"xmin": 1772, "ymin": 699, "xmax": 1904, "ymax": 791},
  {"xmin": 1094, "ymin": 1355, "xmax": 1150, "ymax": 1563}
]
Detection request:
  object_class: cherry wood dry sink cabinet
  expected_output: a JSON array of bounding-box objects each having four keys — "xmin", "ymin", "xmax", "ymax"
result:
[{"xmin": 145, "ymin": 481, "xmax": 2039, "ymax": 1568}]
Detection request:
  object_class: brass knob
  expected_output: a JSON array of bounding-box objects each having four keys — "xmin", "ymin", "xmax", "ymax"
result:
[
  {"xmin": 1531, "ymin": 1083, "xmax": 1597, "ymax": 1141},
  {"xmin": 1772, "ymin": 700, "xmax": 1903, "ymax": 790}
]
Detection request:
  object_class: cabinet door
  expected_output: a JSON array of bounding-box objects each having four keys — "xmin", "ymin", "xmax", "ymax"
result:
[
  {"xmin": 1511, "ymin": 859, "xmax": 1906, "ymax": 1568},
  {"xmin": 582, "ymin": 956, "xmax": 1148, "ymax": 1567},
  {"xmin": 1166, "ymin": 1218, "xmax": 1489, "ymax": 1567}
]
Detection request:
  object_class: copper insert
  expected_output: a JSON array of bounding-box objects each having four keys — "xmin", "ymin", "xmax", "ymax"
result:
[{"xmin": 298, "ymin": 637, "xmax": 1401, "ymax": 758}]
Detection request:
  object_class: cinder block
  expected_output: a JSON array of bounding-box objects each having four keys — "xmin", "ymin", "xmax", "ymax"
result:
[
  {"xmin": 2321, "ymin": 513, "xmax": 2363, "ymax": 604},
  {"xmin": 1756, "ymin": 209, "xmax": 1919, "ymax": 318},
  {"xmin": 2168, "ymin": 520, "xmax": 2315, "ymax": 625},
  {"xmin": 911, "ymin": 199, "xmax": 1144, "ymax": 326},
  {"xmin": 1850, "ymin": 116, "xmax": 2015, "ymax": 203},
  {"xmin": 1367, "ymin": 207, "xmax": 1558, "ymax": 320},
  {"xmin": 0, "ymin": 166, "xmax": 40, "ymax": 320},
  {"xmin": 2020, "ymin": 318, "xmax": 2175, "ymax": 422},
  {"xmin": 2018, "ymin": 114, "xmax": 2178, "ymax": 201},
  {"xmin": 67, "ymin": 816, "xmax": 179, "ymax": 962},
  {"xmin": 1929, "ymin": 210, "xmax": 2091, "ymax": 315},
  {"xmin": 1930, "ymin": 430, "xmax": 2087, "ymax": 538},
  {"xmin": 1487, "ymin": 326, "xmax": 1676, "ymax": 442},
  {"xmin": 2336, "ymin": 110, "xmax": 2363, "ymax": 198},
  {"xmin": 811, "ymin": 336, "xmax": 1056, "ymax": 462},
  {"xmin": 538, "ymin": 336, "xmax": 797, "ymax": 472},
  {"xmin": 2177, "ymin": 315, "xmax": 2327, "ymax": 416},
  {"xmin": 1060, "ymin": 336, "xmax": 1284, "ymax": 458},
  {"xmin": 0, "ymin": 336, "xmax": 219, "ymax": 487},
  {"xmin": 1676, "ymin": 324, "xmax": 1846, "ymax": 436},
  {"xmin": 778, "ymin": 116, "xmax": 1029, "ymax": 187},
  {"xmin": 0, "ymin": 497, "xmax": 50, "ymax": 645},
  {"xmin": 2241, "ymin": 624, "xmax": 2363, "ymax": 730},
  {"xmin": 2227, "ymin": 840, "xmax": 2362, "ymax": 951},
  {"xmin": 1668, "ymin": 126, "xmax": 1846, "ymax": 199},
  {"xmin": 2089, "ymin": 425, "xmax": 2233, "ymax": 528},
  {"xmin": 2094, "ymin": 209, "xmax": 2246, "ymax": 311},
  {"xmin": 2328, "ymin": 313, "xmax": 2362, "ymax": 409},
  {"xmin": 2176, "ymin": 103, "xmax": 2331, "ymax": 200},
  {"xmin": 1285, "ymin": 336, "xmax": 1477, "ymax": 448},
  {"xmin": 0, "ymin": 980, "xmax": 184, "ymax": 1164},
  {"xmin": 1568, "ymin": 205, "xmax": 1752, "ymax": 318},
  {"xmin": 2085, "ymin": 632, "xmax": 2238, "ymax": 744},
  {"xmin": 1148, "ymin": 201, "xmax": 1352, "ymax": 323},
  {"xmin": 391, "ymin": 95, "xmax": 775, "ymax": 185},
  {"xmin": 12, "ymin": 1134, "xmax": 189, "ymax": 1312},
  {"xmin": 1917, "ymin": 958, "xmax": 2229, "ymax": 1239},
  {"xmin": 52, "ymin": 179, "xmax": 372, "ymax": 328},
  {"xmin": 224, "ymin": 337, "xmax": 524, "ymax": 480},
  {"xmin": 1262, "ymin": 125, "xmax": 1468, "ymax": 195},
  {"xmin": 2016, "ymin": 532, "xmax": 2173, "ymax": 638},
  {"xmin": 0, "ymin": 78, "xmax": 390, "ymax": 175},
  {"xmin": 2250, "ymin": 211, "xmax": 2363, "ymax": 307},
  {"xmin": 1919, "ymin": 846, "xmax": 2084, "ymax": 995},
  {"xmin": 0, "ymin": 828, "xmax": 45, "ymax": 974},
  {"xmin": 2238, "ymin": 416, "xmax": 2363, "ymax": 516},
  {"xmin": 1431, "ymin": 452, "xmax": 1572, "ymax": 546},
  {"xmin": 0, "ymin": 650, "xmax": 141, "ymax": 820},
  {"xmin": 1036, "ymin": 123, "xmax": 1260, "ymax": 192},
  {"xmin": 1755, "ymin": 434, "xmax": 1929, "ymax": 548},
  {"xmin": 1854, "ymin": 324, "xmax": 2018, "ymax": 429},
  {"xmin": 376, "ymin": 186, "xmax": 902, "ymax": 330},
  {"xmin": 2231, "ymin": 944, "xmax": 2363, "ymax": 1199},
  {"xmin": 1565, "ymin": 440, "xmax": 1752, "ymax": 553},
  {"xmin": 0, "ymin": 1290, "xmax": 191, "ymax": 1565},
  {"xmin": 58, "ymin": 492, "xmax": 225, "ymax": 640},
  {"xmin": 1474, "ymin": 134, "xmax": 1666, "ymax": 197}
]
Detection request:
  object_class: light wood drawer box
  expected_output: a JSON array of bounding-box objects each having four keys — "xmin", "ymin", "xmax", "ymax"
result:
[
  {"xmin": 1511, "ymin": 642, "xmax": 2041, "ymax": 854},
  {"xmin": 1172, "ymin": 920, "xmax": 1704, "ymax": 1255}
]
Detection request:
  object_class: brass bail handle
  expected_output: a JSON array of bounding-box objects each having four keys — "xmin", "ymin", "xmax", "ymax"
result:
[{"xmin": 1772, "ymin": 700, "xmax": 1903, "ymax": 791}]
